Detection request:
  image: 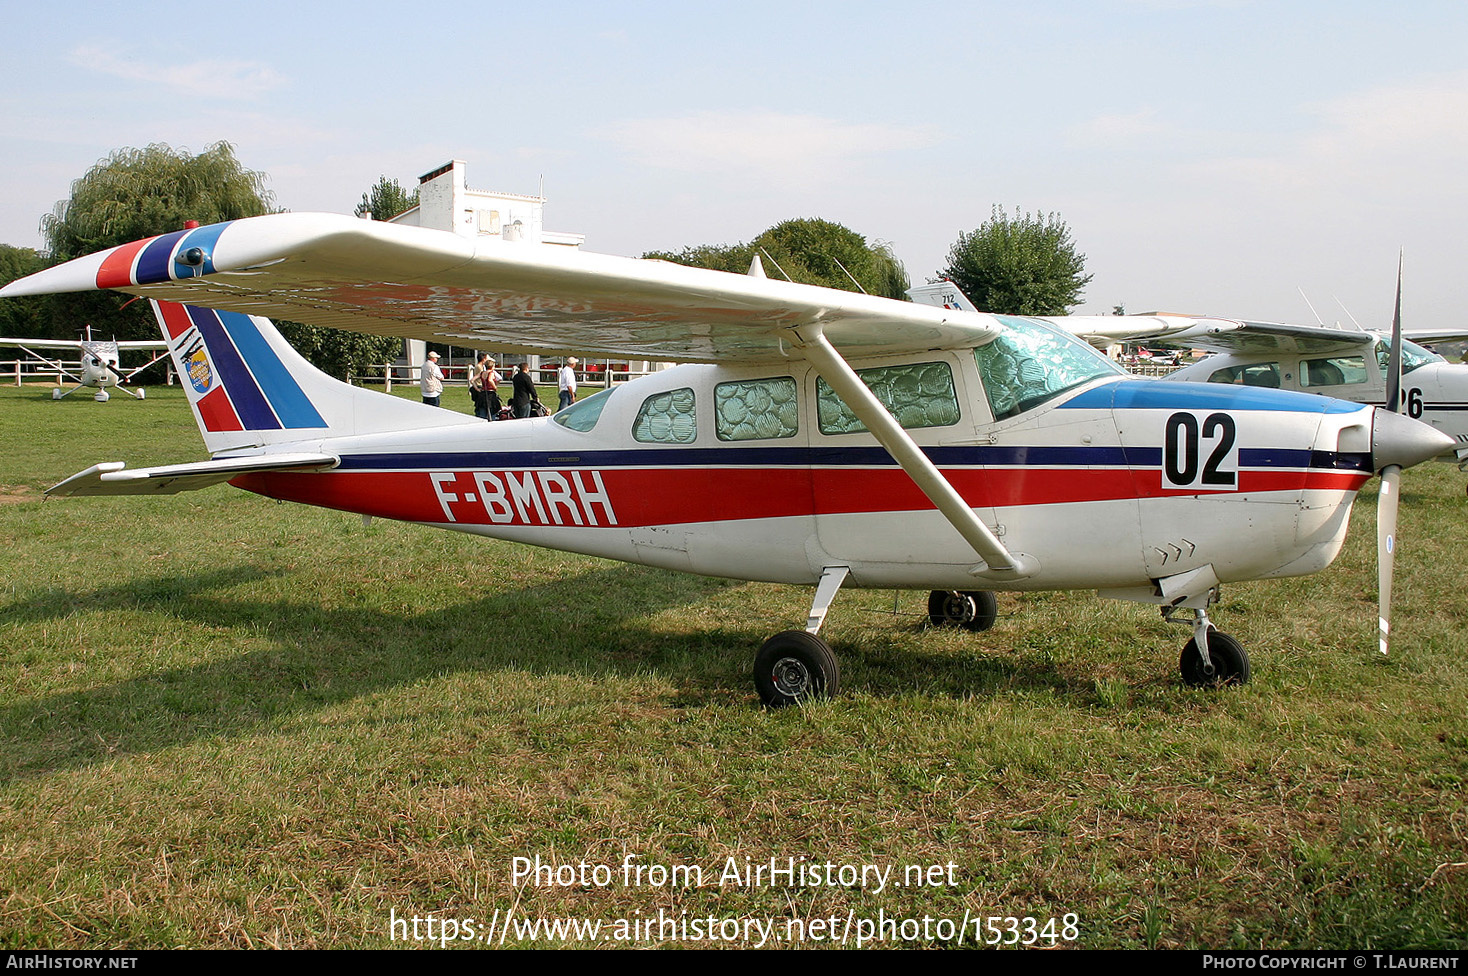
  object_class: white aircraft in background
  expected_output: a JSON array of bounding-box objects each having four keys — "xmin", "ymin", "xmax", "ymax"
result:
[
  {"xmin": 0, "ymin": 327, "xmax": 171, "ymax": 401},
  {"xmin": 1, "ymin": 215, "xmax": 1452, "ymax": 703},
  {"xmin": 910, "ymin": 282, "xmax": 1468, "ymax": 466},
  {"xmin": 1158, "ymin": 322, "xmax": 1468, "ymax": 466}
]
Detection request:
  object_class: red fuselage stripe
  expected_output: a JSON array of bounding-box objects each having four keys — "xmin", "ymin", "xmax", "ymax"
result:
[{"xmin": 231, "ymin": 466, "xmax": 1370, "ymax": 528}]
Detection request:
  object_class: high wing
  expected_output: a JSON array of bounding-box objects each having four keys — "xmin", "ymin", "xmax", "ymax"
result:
[
  {"xmin": 0, "ymin": 337, "xmax": 169, "ymax": 351},
  {"xmin": 1076, "ymin": 317, "xmax": 1461, "ymax": 358},
  {"xmin": 48, "ymin": 454, "xmax": 340, "ymax": 497},
  {"xmin": 1047, "ymin": 313, "xmax": 1244, "ymax": 348},
  {"xmin": 904, "ymin": 282, "xmax": 1236, "ymax": 348},
  {"xmin": 0, "ymin": 213, "xmax": 999, "ymax": 364}
]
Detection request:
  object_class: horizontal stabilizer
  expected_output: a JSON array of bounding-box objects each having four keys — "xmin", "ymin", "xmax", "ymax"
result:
[{"xmin": 47, "ymin": 453, "xmax": 339, "ymax": 497}]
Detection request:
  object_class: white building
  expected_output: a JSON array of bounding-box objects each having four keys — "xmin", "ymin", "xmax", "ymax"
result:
[
  {"xmin": 389, "ymin": 159, "xmax": 585, "ymax": 249},
  {"xmin": 388, "ymin": 160, "xmax": 584, "ymax": 372}
]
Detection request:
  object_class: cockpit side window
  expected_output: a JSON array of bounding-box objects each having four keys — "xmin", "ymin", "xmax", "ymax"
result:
[
  {"xmin": 816, "ymin": 361, "xmax": 959, "ymax": 435},
  {"xmin": 1301, "ymin": 355, "xmax": 1367, "ymax": 388},
  {"xmin": 1207, "ymin": 362, "xmax": 1282, "ymax": 388},
  {"xmin": 974, "ymin": 316, "xmax": 1123, "ymax": 420},
  {"xmin": 715, "ymin": 377, "xmax": 799, "ymax": 440},
  {"xmin": 553, "ymin": 387, "xmax": 613, "ymax": 432}
]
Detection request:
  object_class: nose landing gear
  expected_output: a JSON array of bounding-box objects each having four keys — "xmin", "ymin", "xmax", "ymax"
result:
[{"xmin": 1168, "ymin": 603, "xmax": 1250, "ymax": 687}]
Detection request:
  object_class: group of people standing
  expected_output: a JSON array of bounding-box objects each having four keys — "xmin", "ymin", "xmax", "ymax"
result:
[{"xmin": 421, "ymin": 351, "xmax": 580, "ymax": 420}]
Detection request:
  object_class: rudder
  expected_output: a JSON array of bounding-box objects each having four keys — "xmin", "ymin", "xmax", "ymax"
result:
[{"xmin": 151, "ymin": 300, "xmax": 477, "ymax": 455}]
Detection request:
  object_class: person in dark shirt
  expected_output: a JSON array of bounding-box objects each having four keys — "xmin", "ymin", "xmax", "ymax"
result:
[{"xmin": 511, "ymin": 363, "xmax": 539, "ymax": 418}]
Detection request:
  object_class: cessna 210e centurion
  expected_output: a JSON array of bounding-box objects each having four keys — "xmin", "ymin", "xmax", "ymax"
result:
[{"xmin": 0, "ymin": 213, "xmax": 1451, "ymax": 705}]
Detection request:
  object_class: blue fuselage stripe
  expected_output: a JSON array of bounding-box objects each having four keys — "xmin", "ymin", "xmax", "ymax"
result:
[
  {"xmin": 1062, "ymin": 380, "xmax": 1369, "ymax": 414},
  {"xmin": 329, "ymin": 444, "xmax": 1371, "ymax": 473}
]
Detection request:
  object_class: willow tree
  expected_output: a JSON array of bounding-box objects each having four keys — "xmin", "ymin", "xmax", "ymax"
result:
[{"xmin": 38, "ymin": 143, "xmax": 275, "ymax": 342}]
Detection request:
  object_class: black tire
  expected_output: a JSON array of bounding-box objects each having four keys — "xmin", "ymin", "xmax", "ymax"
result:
[
  {"xmin": 1180, "ymin": 630, "xmax": 1251, "ymax": 687},
  {"xmin": 926, "ymin": 590, "xmax": 999, "ymax": 632},
  {"xmin": 753, "ymin": 630, "xmax": 839, "ymax": 708}
]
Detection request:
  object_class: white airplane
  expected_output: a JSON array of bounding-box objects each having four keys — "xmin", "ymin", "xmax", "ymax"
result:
[
  {"xmin": 983, "ymin": 283, "xmax": 1468, "ymax": 465},
  {"xmin": 1, "ymin": 214, "xmax": 1452, "ymax": 704},
  {"xmin": 0, "ymin": 326, "xmax": 170, "ymax": 401},
  {"xmin": 1158, "ymin": 322, "xmax": 1468, "ymax": 464}
]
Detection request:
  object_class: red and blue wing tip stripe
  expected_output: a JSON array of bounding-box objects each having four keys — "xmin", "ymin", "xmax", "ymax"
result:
[
  {"xmin": 157, "ymin": 301, "xmax": 325, "ymax": 433},
  {"xmin": 95, "ymin": 220, "xmax": 233, "ymax": 290}
]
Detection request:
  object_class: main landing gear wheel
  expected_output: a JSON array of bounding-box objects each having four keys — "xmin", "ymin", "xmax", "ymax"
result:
[
  {"xmin": 926, "ymin": 590, "xmax": 998, "ymax": 632},
  {"xmin": 1179, "ymin": 630, "xmax": 1250, "ymax": 688},
  {"xmin": 753, "ymin": 630, "xmax": 839, "ymax": 708}
]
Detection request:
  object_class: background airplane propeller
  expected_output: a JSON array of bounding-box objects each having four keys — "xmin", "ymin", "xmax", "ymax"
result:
[{"xmin": 1377, "ymin": 253, "xmax": 1405, "ymax": 655}]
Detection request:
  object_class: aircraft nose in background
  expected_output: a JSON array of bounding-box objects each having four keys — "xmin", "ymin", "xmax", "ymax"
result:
[{"xmin": 1372, "ymin": 409, "xmax": 1456, "ymax": 471}]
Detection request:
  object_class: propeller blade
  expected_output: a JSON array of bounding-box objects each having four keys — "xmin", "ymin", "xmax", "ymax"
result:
[
  {"xmin": 1377, "ymin": 253, "xmax": 1405, "ymax": 655},
  {"xmin": 1386, "ymin": 252, "xmax": 1404, "ymax": 414},
  {"xmin": 1377, "ymin": 463, "xmax": 1401, "ymax": 655}
]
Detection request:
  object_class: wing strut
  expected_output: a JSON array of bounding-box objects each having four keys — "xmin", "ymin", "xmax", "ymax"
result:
[{"xmin": 790, "ymin": 325, "xmax": 1035, "ymax": 581}]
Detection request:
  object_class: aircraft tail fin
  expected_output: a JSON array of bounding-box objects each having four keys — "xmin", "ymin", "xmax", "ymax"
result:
[
  {"xmin": 151, "ymin": 300, "xmax": 478, "ymax": 455},
  {"xmin": 906, "ymin": 280, "xmax": 980, "ymax": 312}
]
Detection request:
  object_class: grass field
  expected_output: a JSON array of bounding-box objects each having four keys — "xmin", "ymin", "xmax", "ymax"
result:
[{"xmin": 0, "ymin": 382, "xmax": 1464, "ymax": 949}]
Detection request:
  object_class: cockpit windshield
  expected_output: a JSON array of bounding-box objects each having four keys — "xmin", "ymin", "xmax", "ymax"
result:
[
  {"xmin": 552, "ymin": 387, "xmax": 614, "ymax": 431},
  {"xmin": 975, "ymin": 316, "xmax": 1124, "ymax": 420},
  {"xmin": 1375, "ymin": 338, "xmax": 1444, "ymax": 377}
]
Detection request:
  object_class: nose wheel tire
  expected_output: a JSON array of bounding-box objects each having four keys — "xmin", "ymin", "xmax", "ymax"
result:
[
  {"xmin": 926, "ymin": 590, "xmax": 998, "ymax": 632},
  {"xmin": 754, "ymin": 631, "xmax": 839, "ymax": 708},
  {"xmin": 1180, "ymin": 630, "xmax": 1250, "ymax": 687}
]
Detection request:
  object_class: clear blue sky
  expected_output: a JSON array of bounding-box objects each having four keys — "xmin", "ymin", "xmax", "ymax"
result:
[{"xmin": 4, "ymin": 0, "xmax": 1465, "ymax": 327}]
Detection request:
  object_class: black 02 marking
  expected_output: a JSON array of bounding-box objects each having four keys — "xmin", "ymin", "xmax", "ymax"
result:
[{"xmin": 1163, "ymin": 412, "xmax": 1238, "ymax": 489}]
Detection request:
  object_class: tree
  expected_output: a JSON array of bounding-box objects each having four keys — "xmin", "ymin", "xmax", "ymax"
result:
[
  {"xmin": 940, "ymin": 207, "xmax": 1093, "ymax": 315},
  {"xmin": 37, "ymin": 142, "xmax": 276, "ymax": 344},
  {"xmin": 43, "ymin": 142, "xmax": 275, "ymax": 262},
  {"xmin": 645, "ymin": 218, "xmax": 910, "ymax": 300},
  {"xmin": 0, "ymin": 244, "xmax": 46, "ymax": 337},
  {"xmin": 354, "ymin": 176, "xmax": 418, "ymax": 221}
]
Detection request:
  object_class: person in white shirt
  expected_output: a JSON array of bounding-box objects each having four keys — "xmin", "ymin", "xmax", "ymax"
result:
[
  {"xmin": 558, "ymin": 357, "xmax": 578, "ymax": 412},
  {"xmin": 421, "ymin": 350, "xmax": 444, "ymax": 406}
]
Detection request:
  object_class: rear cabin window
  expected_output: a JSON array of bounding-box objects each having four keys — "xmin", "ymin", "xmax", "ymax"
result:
[
  {"xmin": 633, "ymin": 388, "xmax": 696, "ymax": 443},
  {"xmin": 816, "ymin": 361, "xmax": 960, "ymax": 435},
  {"xmin": 974, "ymin": 316, "xmax": 1122, "ymax": 419},
  {"xmin": 1207, "ymin": 362, "xmax": 1282, "ymax": 388},
  {"xmin": 715, "ymin": 377, "xmax": 799, "ymax": 440},
  {"xmin": 1301, "ymin": 356, "xmax": 1367, "ymax": 388}
]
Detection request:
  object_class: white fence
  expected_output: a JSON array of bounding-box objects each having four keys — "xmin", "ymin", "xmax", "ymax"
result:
[
  {"xmin": 348, "ymin": 362, "xmax": 661, "ymax": 391},
  {"xmin": 5, "ymin": 357, "xmax": 81, "ymax": 386},
  {"xmin": 1124, "ymin": 363, "xmax": 1185, "ymax": 378}
]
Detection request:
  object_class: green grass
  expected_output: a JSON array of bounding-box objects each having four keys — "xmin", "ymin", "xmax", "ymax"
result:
[{"xmin": 0, "ymin": 383, "xmax": 1465, "ymax": 948}]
